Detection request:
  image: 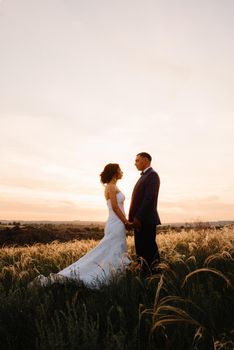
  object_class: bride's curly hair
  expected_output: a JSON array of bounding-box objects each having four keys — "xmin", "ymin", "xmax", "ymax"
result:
[{"xmin": 100, "ymin": 163, "xmax": 120, "ymax": 184}]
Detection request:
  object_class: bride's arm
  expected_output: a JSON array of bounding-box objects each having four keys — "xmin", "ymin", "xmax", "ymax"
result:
[{"xmin": 108, "ymin": 184, "xmax": 128, "ymax": 225}]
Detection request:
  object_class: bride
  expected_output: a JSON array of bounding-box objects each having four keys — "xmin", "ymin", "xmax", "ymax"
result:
[{"xmin": 30, "ymin": 163, "xmax": 131, "ymax": 288}]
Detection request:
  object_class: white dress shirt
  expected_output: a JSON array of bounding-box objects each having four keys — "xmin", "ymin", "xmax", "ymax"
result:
[{"xmin": 142, "ymin": 166, "xmax": 151, "ymax": 174}]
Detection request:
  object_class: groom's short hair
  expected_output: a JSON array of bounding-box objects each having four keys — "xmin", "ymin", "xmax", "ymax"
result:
[{"xmin": 137, "ymin": 152, "xmax": 152, "ymax": 161}]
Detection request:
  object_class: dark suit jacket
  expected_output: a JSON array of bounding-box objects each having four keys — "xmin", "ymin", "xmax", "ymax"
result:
[{"xmin": 129, "ymin": 167, "xmax": 161, "ymax": 225}]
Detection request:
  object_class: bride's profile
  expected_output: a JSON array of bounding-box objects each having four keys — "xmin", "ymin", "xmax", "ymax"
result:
[{"xmin": 30, "ymin": 163, "xmax": 131, "ymax": 288}]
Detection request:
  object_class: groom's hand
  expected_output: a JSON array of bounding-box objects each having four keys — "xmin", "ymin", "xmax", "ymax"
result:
[
  {"xmin": 133, "ymin": 218, "xmax": 142, "ymax": 231},
  {"xmin": 125, "ymin": 221, "xmax": 133, "ymax": 230}
]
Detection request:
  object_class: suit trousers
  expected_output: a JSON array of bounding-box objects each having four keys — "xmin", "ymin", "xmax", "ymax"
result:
[{"xmin": 134, "ymin": 223, "xmax": 160, "ymax": 269}]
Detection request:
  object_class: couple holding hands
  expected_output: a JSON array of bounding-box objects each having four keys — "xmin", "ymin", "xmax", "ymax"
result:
[{"xmin": 31, "ymin": 152, "xmax": 161, "ymax": 288}]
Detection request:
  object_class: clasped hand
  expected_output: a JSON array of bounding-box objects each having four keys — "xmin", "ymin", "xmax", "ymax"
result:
[
  {"xmin": 125, "ymin": 221, "xmax": 133, "ymax": 230},
  {"xmin": 125, "ymin": 218, "xmax": 141, "ymax": 231}
]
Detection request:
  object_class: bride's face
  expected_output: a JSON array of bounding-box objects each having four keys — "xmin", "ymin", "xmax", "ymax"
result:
[{"xmin": 116, "ymin": 168, "xmax": 123, "ymax": 180}]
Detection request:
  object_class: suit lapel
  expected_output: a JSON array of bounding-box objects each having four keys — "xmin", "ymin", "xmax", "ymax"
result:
[{"xmin": 131, "ymin": 168, "xmax": 153, "ymax": 198}]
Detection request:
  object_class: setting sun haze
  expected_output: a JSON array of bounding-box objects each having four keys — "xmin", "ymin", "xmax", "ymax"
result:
[{"xmin": 0, "ymin": 0, "xmax": 234, "ymax": 223}]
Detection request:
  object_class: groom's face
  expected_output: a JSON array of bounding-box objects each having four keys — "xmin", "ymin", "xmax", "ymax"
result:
[{"xmin": 135, "ymin": 155, "xmax": 148, "ymax": 171}]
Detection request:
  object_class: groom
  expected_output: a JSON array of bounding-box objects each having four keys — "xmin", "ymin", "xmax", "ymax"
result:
[{"xmin": 127, "ymin": 152, "xmax": 161, "ymax": 272}]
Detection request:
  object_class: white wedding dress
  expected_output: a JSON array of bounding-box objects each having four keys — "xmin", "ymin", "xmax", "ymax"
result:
[{"xmin": 31, "ymin": 191, "xmax": 130, "ymax": 288}]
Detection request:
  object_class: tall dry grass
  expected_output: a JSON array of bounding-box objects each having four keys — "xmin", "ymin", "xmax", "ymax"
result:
[{"xmin": 0, "ymin": 225, "xmax": 233, "ymax": 349}]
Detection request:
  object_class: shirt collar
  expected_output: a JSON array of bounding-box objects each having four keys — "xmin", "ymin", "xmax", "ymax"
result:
[
  {"xmin": 141, "ymin": 166, "xmax": 151, "ymax": 175},
  {"xmin": 143, "ymin": 166, "xmax": 151, "ymax": 173}
]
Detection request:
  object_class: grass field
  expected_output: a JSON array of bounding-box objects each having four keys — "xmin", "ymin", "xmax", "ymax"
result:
[{"xmin": 0, "ymin": 225, "xmax": 233, "ymax": 349}]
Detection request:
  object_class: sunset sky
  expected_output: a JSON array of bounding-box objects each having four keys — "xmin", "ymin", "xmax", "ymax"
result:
[{"xmin": 0, "ymin": 0, "xmax": 234, "ymax": 223}]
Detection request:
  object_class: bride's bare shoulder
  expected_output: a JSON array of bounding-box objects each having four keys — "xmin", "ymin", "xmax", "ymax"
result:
[{"xmin": 104, "ymin": 183, "xmax": 117, "ymax": 199}]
